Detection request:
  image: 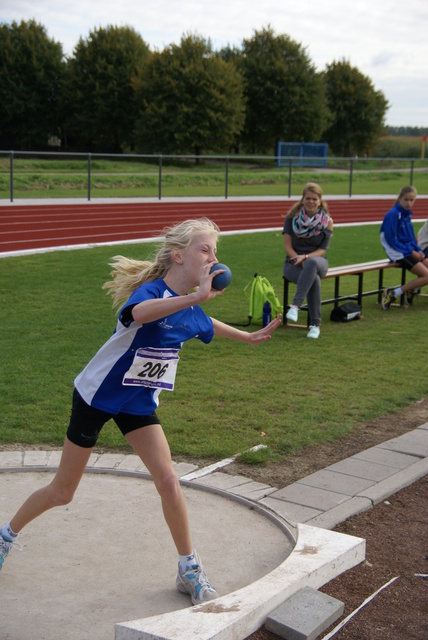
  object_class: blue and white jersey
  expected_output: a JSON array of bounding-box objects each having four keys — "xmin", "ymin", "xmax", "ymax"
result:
[
  {"xmin": 75, "ymin": 279, "xmax": 214, "ymax": 415},
  {"xmin": 380, "ymin": 203, "xmax": 421, "ymax": 262}
]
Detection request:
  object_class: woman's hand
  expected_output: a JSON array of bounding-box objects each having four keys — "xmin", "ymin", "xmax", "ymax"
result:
[{"xmin": 292, "ymin": 254, "xmax": 306, "ymax": 266}]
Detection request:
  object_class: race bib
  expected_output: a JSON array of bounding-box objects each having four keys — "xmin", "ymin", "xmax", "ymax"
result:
[{"xmin": 122, "ymin": 347, "xmax": 180, "ymax": 391}]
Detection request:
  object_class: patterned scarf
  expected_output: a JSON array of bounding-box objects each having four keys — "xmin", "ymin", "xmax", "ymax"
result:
[{"xmin": 292, "ymin": 207, "xmax": 329, "ymax": 237}]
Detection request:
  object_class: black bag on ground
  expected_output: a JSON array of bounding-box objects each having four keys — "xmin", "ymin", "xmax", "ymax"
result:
[{"xmin": 330, "ymin": 302, "xmax": 362, "ymax": 322}]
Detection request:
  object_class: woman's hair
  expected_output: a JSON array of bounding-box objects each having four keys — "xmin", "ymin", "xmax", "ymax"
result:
[
  {"xmin": 103, "ymin": 217, "xmax": 220, "ymax": 308},
  {"xmin": 286, "ymin": 182, "xmax": 329, "ymax": 219},
  {"xmin": 397, "ymin": 185, "xmax": 417, "ymax": 201}
]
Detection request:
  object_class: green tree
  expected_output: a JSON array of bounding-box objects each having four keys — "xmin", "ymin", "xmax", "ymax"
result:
[
  {"xmin": 133, "ymin": 33, "xmax": 246, "ymax": 155},
  {"xmin": 66, "ymin": 25, "xmax": 150, "ymax": 152},
  {"xmin": 238, "ymin": 26, "xmax": 330, "ymax": 154},
  {"xmin": 0, "ymin": 20, "xmax": 65, "ymax": 149},
  {"xmin": 322, "ymin": 60, "xmax": 389, "ymax": 156}
]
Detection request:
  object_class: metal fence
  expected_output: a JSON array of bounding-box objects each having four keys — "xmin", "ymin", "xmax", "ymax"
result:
[{"xmin": 1, "ymin": 150, "xmax": 427, "ymax": 202}]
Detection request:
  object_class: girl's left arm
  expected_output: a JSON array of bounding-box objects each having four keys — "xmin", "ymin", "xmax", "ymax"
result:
[{"xmin": 211, "ymin": 316, "xmax": 282, "ymax": 344}]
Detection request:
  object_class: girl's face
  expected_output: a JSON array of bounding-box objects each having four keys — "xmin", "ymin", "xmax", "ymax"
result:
[
  {"xmin": 303, "ymin": 190, "xmax": 321, "ymax": 215},
  {"xmin": 398, "ymin": 192, "xmax": 416, "ymax": 210},
  {"xmin": 182, "ymin": 232, "xmax": 218, "ymax": 284}
]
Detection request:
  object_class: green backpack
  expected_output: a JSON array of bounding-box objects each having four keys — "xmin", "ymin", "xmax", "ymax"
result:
[{"xmin": 244, "ymin": 273, "xmax": 283, "ymax": 325}]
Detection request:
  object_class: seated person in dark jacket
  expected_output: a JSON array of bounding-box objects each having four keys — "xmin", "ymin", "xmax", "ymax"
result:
[{"xmin": 283, "ymin": 182, "xmax": 333, "ymax": 339}]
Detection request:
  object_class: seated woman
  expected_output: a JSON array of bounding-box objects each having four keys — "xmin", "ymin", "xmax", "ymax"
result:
[
  {"xmin": 380, "ymin": 185, "xmax": 428, "ymax": 309},
  {"xmin": 283, "ymin": 182, "xmax": 333, "ymax": 339}
]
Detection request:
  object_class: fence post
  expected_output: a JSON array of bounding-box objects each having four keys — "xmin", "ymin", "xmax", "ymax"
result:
[
  {"xmin": 288, "ymin": 158, "xmax": 292, "ymax": 197},
  {"xmin": 410, "ymin": 159, "xmax": 414, "ymax": 185},
  {"xmin": 87, "ymin": 153, "xmax": 91, "ymax": 201},
  {"xmin": 349, "ymin": 158, "xmax": 354, "ymax": 197},
  {"xmin": 225, "ymin": 156, "xmax": 229, "ymax": 199},
  {"xmin": 158, "ymin": 155, "xmax": 162, "ymax": 200},
  {"xmin": 9, "ymin": 151, "xmax": 14, "ymax": 203}
]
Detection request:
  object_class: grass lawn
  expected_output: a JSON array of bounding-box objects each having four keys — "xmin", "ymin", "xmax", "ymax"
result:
[{"xmin": 1, "ymin": 222, "xmax": 427, "ymax": 464}]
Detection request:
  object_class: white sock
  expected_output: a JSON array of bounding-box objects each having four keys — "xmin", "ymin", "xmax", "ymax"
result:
[
  {"xmin": 394, "ymin": 287, "xmax": 402, "ymax": 297},
  {"xmin": 1, "ymin": 523, "xmax": 18, "ymax": 542},
  {"xmin": 179, "ymin": 552, "xmax": 196, "ymax": 573}
]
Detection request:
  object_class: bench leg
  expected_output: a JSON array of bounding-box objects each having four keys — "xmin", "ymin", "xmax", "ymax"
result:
[
  {"xmin": 378, "ymin": 270, "xmax": 384, "ymax": 303},
  {"xmin": 283, "ymin": 277, "xmax": 289, "ymax": 325},
  {"xmin": 358, "ymin": 273, "xmax": 363, "ymax": 306},
  {"xmin": 400, "ymin": 267, "xmax": 406, "ymax": 305},
  {"xmin": 334, "ymin": 277, "xmax": 340, "ymax": 308}
]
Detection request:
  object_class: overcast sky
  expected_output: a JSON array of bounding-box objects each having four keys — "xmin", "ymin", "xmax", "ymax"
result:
[{"xmin": 2, "ymin": 0, "xmax": 428, "ymax": 127}]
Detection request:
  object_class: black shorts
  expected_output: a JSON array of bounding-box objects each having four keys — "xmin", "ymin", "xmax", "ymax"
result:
[
  {"xmin": 396, "ymin": 255, "xmax": 419, "ymax": 270},
  {"xmin": 66, "ymin": 388, "xmax": 161, "ymax": 448}
]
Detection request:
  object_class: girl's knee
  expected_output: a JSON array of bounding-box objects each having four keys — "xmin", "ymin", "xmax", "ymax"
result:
[
  {"xmin": 154, "ymin": 468, "xmax": 181, "ymax": 499},
  {"xmin": 46, "ymin": 482, "xmax": 76, "ymax": 508}
]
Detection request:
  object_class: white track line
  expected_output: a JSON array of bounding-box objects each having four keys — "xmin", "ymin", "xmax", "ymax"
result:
[{"xmin": 180, "ymin": 444, "xmax": 268, "ymax": 481}]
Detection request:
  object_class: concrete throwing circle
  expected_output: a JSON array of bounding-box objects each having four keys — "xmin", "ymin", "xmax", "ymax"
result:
[{"xmin": 1, "ymin": 470, "xmax": 292, "ymax": 640}]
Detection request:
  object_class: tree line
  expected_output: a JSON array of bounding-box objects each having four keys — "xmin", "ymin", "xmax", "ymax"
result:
[
  {"xmin": 387, "ymin": 126, "xmax": 427, "ymax": 137},
  {"xmin": 0, "ymin": 20, "xmax": 390, "ymax": 157}
]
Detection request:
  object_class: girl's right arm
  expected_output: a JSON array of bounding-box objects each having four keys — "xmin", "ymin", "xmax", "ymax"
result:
[{"xmin": 131, "ymin": 263, "xmax": 223, "ymax": 324}]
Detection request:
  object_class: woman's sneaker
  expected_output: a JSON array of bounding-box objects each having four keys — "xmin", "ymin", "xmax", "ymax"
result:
[
  {"xmin": 176, "ymin": 551, "xmax": 219, "ymax": 605},
  {"xmin": 405, "ymin": 288, "xmax": 420, "ymax": 305},
  {"xmin": 0, "ymin": 535, "xmax": 22, "ymax": 572},
  {"xmin": 286, "ymin": 306, "xmax": 299, "ymax": 322},
  {"xmin": 307, "ymin": 326, "xmax": 320, "ymax": 339},
  {"xmin": 382, "ymin": 288, "xmax": 396, "ymax": 310}
]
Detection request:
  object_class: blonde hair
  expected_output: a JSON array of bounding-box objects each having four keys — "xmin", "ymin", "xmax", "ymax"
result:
[
  {"xmin": 397, "ymin": 185, "xmax": 417, "ymax": 201},
  {"xmin": 286, "ymin": 182, "xmax": 329, "ymax": 219},
  {"xmin": 103, "ymin": 217, "xmax": 220, "ymax": 308}
]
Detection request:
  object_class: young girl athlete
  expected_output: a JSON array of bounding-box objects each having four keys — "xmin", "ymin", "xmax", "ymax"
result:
[
  {"xmin": 380, "ymin": 185, "xmax": 428, "ymax": 309},
  {"xmin": 0, "ymin": 217, "xmax": 281, "ymax": 605}
]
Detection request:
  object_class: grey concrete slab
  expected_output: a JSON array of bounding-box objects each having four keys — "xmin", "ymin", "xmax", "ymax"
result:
[
  {"xmin": 378, "ymin": 429, "xmax": 428, "ymax": 457},
  {"xmin": 265, "ymin": 586, "xmax": 344, "ymax": 640},
  {"xmin": 173, "ymin": 462, "xmax": 200, "ymax": 477},
  {"xmin": 190, "ymin": 471, "xmax": 254, "ymax": 490},
  {"xmin": 93, "ymin": 453, "xmax": 127, "ymax": 468},
  {"xmin": 357, "ymin": 457, "xmax": 428, "ymax": 505},
  {"xmin": 326, "ymin": 457, "xmax": 399, "ymax": 482},
  {"xmin": 117, "ymin": 455, "xmax": 150, "ymax": 474},
  {"xmin": 306, "ymin": 497, "xmax": 373, "ymax": 530},
  {"xmin": 297, "ymin": 469, "xmax": 375, "ymax": 496},
  {"xmin": 353, "ymin": 446, "xmax": 419, "ymax": 469},
  {"xmin": 0, "ymin": 451, "xmax": 23, "ymax": 467},
  {"xmin": 23, "ymin": 450, "xmax": 49, "ymax": 466},
  {"xmin": 270, "ymin": 483, "xmax": 350, "ymax": 511},
  {"xmin": 260, "ymin": 496, "xmax": 323, "ymax": 524},
  {"xmin": 86, "ymin": 452, "xmax": 103, "ymax": 466},
  {"xmin": 46, "ymin": 450, "xmax": 62, "ymax": 467},
  {"xmin": 225, "ymin": 480, "xmax": 278, "ymax": 500}
]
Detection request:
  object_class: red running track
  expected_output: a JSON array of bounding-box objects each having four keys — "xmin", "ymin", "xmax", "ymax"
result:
[{"xmin": 1, "ymin": 198, "xmax": 427, "ymax": 253}]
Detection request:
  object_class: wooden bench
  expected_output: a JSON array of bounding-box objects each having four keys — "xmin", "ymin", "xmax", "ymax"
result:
[{"xmin": 282, "ymin": 259, "xmax": 407, "ymax": 325}]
